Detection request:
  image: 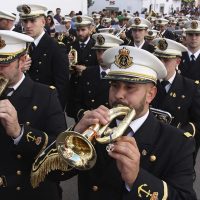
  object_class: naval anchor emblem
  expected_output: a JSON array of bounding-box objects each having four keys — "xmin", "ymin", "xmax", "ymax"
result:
[{"xmin": 138, "ymin": 184, "xmax": 158, "ymax": 200}]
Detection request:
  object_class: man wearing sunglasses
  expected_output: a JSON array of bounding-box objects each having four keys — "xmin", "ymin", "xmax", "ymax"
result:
[{"xmin": 179, "ymin": 20, "xmax": 200, "ymax": 82}]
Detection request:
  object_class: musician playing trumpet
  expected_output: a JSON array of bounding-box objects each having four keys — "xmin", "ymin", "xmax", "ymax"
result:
[{"xmin": 34, "ymin": 46, "xmax": 196, "ymax": 200}]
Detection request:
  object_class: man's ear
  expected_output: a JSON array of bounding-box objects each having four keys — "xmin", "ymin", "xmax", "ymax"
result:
[
  {"xmin": 146, "ymin": 84, "xmax": 157, "ymax": 104},
  {"xmin": 176, "ymin": 57, "xmax": 181, "ymax": 65},
  {"xmin": 18, "ymin": 54, "xmax": 27, "ymax": 68}
]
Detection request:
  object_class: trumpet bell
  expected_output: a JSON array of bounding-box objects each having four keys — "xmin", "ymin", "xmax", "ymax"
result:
[{"xmin": 56, "ymin": 131, "xmax": 97, "ymax": 170}]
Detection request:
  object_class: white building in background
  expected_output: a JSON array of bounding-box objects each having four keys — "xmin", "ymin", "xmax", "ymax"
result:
[
  {"xmin": 89, "ymin": 0, "xmax": 182, "ymax": 15},
  {"xmin": 0, "ymin": 0, "xmax": 88, "ymax": 15}
]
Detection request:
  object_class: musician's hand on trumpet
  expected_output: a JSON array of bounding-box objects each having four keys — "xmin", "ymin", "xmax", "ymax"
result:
[
  {"xmin": 0, "ymin": 99, "xmax": 21, "ymax": 138},
  {"xmin": 68, "ymin": 51, "xmax": 75, "ymax": 64},
  {"xmin": 74, "ymin": 104, "xmax": 140, "ymax": 188},
  {"xmin": 73, "ymin": 64, "xmax": 86, "ymax": 75},
  {"xmin": 21, "ymin": 54, "xmax": 32, "ymax": 72},
  {"xmin": 74, "ymin": 105, "xmax": 110, "ymax": 133},
  {"xmin": 108, "ymin": 136, "xmax": 140, "ymax": 189}
]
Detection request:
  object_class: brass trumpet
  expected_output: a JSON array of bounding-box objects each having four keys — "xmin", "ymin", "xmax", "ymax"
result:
[
  {"xmin": 150, "ymin": 107, "xmax": 173, "ymax": 124},
  {"xmin": 56, "ymin": 105, "xmax": 136, "ymax": 170},
  {"xmin": 0, "ymin": 76, "xmax": 9, "ymax": 96},
  {"xmin": 69, "ymin": 46, "xmax": 78, "ymax": 71}
]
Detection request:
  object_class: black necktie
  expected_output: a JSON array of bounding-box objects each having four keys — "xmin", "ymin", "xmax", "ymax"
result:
[
  {"xmin": 161, "ymin": 80, "xmax": 170, "ymax": 92},
  {"xmin": 1, "ymin": 88, "xmax": 14, "ymax": 99},
  {"xmin": 161, "ymin": 80, "xmax": 169, "ymax": 88},
  {"xmin": 191, "ymin": 54, "xmax": 195, "ymax": 61},
  {"xmin": 29, "ymin": 42, "xmax": 36, "ymax": 54},
  {"xmin": 80, "ymin": 42, "xmax": 85, "ymax": 49},
  {"xmin": 123, "ymin": 126, "xmax": 133, "ymax": 136},
  {"xmin": 101, "ymin": 71, "xmax": 107, "ymax": 78}
]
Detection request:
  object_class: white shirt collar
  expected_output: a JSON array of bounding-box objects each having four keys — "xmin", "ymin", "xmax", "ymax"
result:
[
  {"xmin": 7, "ymin": 74, "xmax": 25, "ymax": 96},
  {"xmin": 12, "ymin": 73, "xmax": 25, "ymax": 91},
  {"xmin": 34, "ymin": 30, "xmax": 45, "ymax": 46},
  {"xmin": 188, "ymin": 49, "xmax": 200, "ymax": 60},
  {"xmin": 66, "ymin": 25, "xmax": 71, "ymax": 31},
  {"xmin": 159, "ymin": 72, "xmax": 176, "ymax": 93},
  {"xmin": 79, "ymin": 37, "xmax": 90, "ymax": 46},
  {"xmin": 129, "ymin": 110, "xmax": 149, "ymax": 134},
  {"xmin": 116, "ymin": 110, "xmax": 149, "ymax": 136},
  {"xmin": 10, "ymin": 26, "xmax": 15, "ymax": 31},
  {"xmin": 161, "ymin": 30, "xmax": 166, "ymax": 35},
  {"xmin": 167, "ymin": 71, "xmax": 176, "ymax": 85},
  {"xmin": 99, "ymin": 66, "xmax": 110, "ymax": 74},
  {"xmin": 134, "ymin": 40, "xmax": 145, "ymax": 49}
]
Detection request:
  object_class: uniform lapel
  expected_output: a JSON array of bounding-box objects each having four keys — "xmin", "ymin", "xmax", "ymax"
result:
[
  {"xmin": 9, "ymin": 76, "xmax": 33, "ymax": 118},
  {"xmin": 30, "ymin": 33, "xmax": 48, "ymax": 61}
]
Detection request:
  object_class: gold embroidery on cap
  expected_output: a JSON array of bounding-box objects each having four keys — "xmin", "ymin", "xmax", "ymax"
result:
[
  {"xmin": 0, "ymin": 37, "xmax": 6, "ymax": 49},
  {"xmin": 22, "ymin": 4, "xmax": 31, "ymax": 14},
  {"xmin": 134, "ymin": 17, "xmax": 141, "ymax": 25},
  {"xmin": 157, "ymin": 39, "xmax": 168, "ymax": 51},
  {"xmin": 97, "ymin": 34, "xmax": 105, "ymax": 45},
  {"xmin": 191, "ymin": 20, "xmax": 198, "ymax": 29},
  {"xmin": 114, "ymin": 47, "xmax": 133, "ymax": 69}
]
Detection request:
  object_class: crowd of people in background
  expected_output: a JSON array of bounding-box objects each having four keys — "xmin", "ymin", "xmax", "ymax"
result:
[{"xmin": 0, "ymin": 3, "xmax": 200, "ymax": 200}]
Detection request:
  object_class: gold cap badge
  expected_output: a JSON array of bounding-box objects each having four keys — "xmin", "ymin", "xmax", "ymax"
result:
[
  {"xmin": 76, "ymin": 16, "xmax": 82, "ymax": 23},
  {"xmin": 22, "ymin": 4, "xmax": 31, "ymax": 14},
  {"xmin": 148, "ymin": 30, "xmax": 153, "ymax": 36},
  {"xmin": 157, "ymin": 39, "xmax": 168, "ymax": 51},
  {"xmin": 114, "ymin": 47, "xmax": 133, "ymax": 69},
  {"xmin": 134, "ymin": 17, "xmax": 141, "ymax": 25},
  {"xmin": 191, "ymin": 20, "xmax": 198, "ymax": 29},
  {"xmin": 0, "ymin": 37, "xmax": 6, "ymax": 49},
  {"xmin": 97, "ymin": 34, "xmax": 105, "ymax": 45}
]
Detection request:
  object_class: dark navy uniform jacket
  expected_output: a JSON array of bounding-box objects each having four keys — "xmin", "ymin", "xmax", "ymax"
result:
[{"xmin": 0, "ymin": 76, "xmax": 67, "ymax": 200}]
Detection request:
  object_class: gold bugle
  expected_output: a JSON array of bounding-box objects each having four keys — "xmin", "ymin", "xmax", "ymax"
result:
[{"xmin": 56, "ymin": 105, "xmax": 136, "ymax": 170}]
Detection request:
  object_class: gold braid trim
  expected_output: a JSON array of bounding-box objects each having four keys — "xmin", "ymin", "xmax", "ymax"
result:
[
  {"xmin": 162, "ymin": 180, "xmax": 168, "ymax": 200},
  {"xmin": 189, "ymin": 122, "xmax": 196, "ymax": 137},
  {"xmin": 35, "ymin": 132, "xmax": 48, "ymax": 159},
  {"xmin": 30, "ymin": 148, "xmax": 69, "ymax": 188},
  {"xmin": 30, "ymin": 127, "xmax": 74, "ymax": 188}
]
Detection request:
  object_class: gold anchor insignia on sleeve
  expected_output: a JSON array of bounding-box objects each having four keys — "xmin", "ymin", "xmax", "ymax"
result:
[
  {"xmin": 27, "ymin": 132, "xmax": 36, "ymax": 142},
  {"xmin": 138, "ymin": 184, "xmax": 158, "ymax": 200},
  {"xmin": 26, "ymin": 132, "xmax": 42, "ymax": 145}
]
